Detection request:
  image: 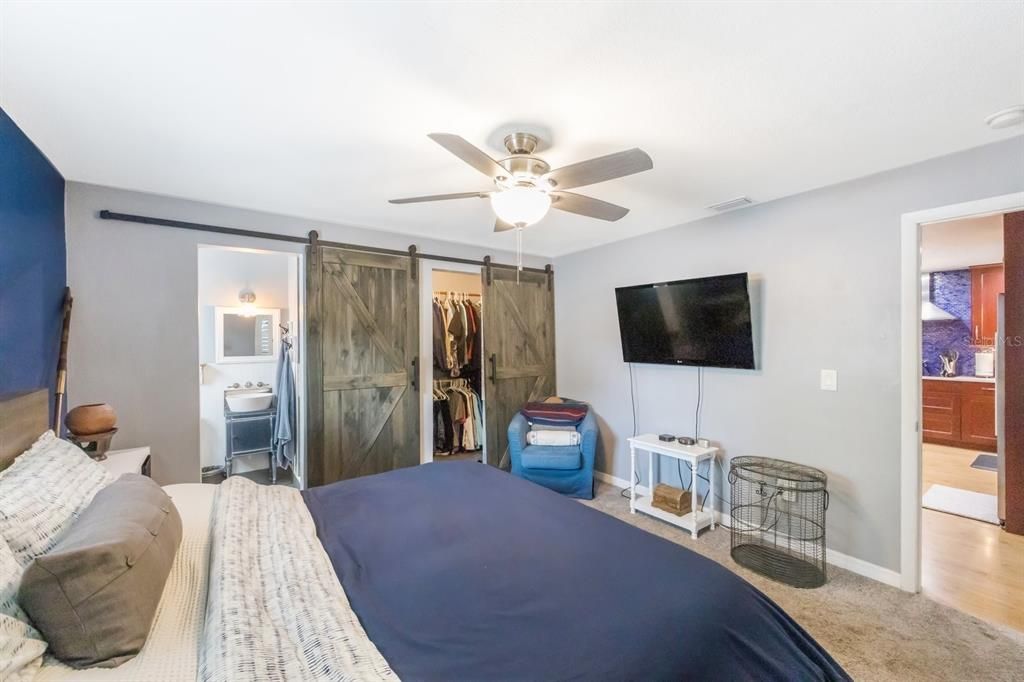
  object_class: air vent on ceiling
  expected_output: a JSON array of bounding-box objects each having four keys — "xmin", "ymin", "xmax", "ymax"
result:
[{"xmin": 706, "ymin": 196, "xmax": 754, "ymax": 212}]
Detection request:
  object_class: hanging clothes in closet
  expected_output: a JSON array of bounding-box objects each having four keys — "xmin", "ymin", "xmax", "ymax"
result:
[
  {"xmin": 432, "ymin": 293, "xmax": 482, "ymax": 388},
  {"xmin": 433, "ymin": 378, "xmax": 484, "ymax": 455}
]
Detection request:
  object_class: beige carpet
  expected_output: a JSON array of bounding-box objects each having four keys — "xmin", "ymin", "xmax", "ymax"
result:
[{"xmin": 582, "ymin": 483, "xmax": 1024, "ymax": 681}]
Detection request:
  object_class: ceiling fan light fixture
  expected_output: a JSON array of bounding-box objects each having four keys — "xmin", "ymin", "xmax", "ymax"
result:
[
  {"xmin": 985, "ymin": 105, "xmax": 1024, "ymax": 129},
  {"xmin": 389, "ymin": 132, "xmax": 652, "ymax": 230},
  {"xmin": 490, "ymin": 186, "xmax": 551, "ymax": 228}
]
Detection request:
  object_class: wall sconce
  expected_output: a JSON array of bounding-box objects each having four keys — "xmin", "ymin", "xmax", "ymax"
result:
[{"xmin": 238, "ymin": 288, "xmax": 256, "ymax": 316}]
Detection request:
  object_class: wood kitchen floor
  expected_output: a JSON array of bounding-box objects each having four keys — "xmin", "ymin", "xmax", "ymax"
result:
[{"xmin": 921, "ymin": 443, "xmax": 1023, "ymax": 632}]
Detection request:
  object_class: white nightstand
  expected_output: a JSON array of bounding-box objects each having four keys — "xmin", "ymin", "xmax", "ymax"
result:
[
  {"xmin": 628, "ymin": 434, "xmax": 719, "ymax": 538},
  {"xmin": 100, "ymin": 446, "xmax": 152, "ymax": 478}
]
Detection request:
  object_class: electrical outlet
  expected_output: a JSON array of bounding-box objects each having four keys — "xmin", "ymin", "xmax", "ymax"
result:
[{"xmin": 820, "ymin": 369, "xmax": 838, "ymax": 392}]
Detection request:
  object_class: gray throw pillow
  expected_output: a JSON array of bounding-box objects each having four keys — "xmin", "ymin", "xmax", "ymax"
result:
[{"xmin": 18, "ymin": 474, "xmax": 182, "ymax": 669}]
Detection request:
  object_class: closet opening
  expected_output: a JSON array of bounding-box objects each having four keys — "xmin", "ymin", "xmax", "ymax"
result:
[{"xmin": 421, "ymin": 265, "xmax": 487, "ymax": 465}]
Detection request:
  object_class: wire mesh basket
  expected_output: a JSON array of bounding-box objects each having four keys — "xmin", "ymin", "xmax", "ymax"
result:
[{"xmin": 729, "ymin": 456, "xmax": 828, "ymax": 588}]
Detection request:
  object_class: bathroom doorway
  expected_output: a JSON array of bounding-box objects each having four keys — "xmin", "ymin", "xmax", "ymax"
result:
[
  {"xmin": 419, "ymin": 263, "xmax": 487, "ymax": 465},
  {"xmin": 197, "ymin": 245, "xmax": 305, "ymax": 487}
]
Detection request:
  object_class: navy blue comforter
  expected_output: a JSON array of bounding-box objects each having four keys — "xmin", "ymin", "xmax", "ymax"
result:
[{"xmin": 303, "ymin": 462, "xmax": 848, "ymax": 681}]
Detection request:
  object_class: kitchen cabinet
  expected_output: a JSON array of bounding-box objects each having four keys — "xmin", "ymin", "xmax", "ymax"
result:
[
  {"xmin": 922, "ymin": 381, "xmax": 960, "ymax": 443},
  {"xmin": 971, "ymin": 264, "xmax": 1004, "ymax": 346},
  {"xmin": 922, "ymin": 379, "xmax": 996, "ymax": 452},
  {"xmin": 960, "ymin": 383, "xmax": 998, "ymax": 450}
]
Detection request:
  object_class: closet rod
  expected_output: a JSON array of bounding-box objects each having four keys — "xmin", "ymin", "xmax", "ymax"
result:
[{"xmin": 99, "ymin": 210, "xmax": 552, "ymax": 274}]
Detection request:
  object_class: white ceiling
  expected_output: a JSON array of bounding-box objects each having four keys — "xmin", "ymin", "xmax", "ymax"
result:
[
  {"xmin": 921, "ymin": 214, "xmax": 1004, "ymax": 272},
  {"xmin": 2, "ymin": 1, "xmax": 1022, "ymax": 257}
]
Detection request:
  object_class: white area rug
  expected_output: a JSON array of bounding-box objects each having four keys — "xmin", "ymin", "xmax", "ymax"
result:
[{"xmin": 922, "ymin": 484, "xmax": 1000, "ymax": 525}]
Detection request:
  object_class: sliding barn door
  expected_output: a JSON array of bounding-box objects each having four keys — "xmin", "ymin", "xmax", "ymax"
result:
[
  {"xmin": 306, "ymin": 247, "xmax": 419, "ymax": 486},
  {"xmin": 483, "ymin": 268, "xmax": 556, "ymax": 469}
]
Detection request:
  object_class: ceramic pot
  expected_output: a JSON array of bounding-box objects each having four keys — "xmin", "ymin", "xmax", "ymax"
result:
[{"xmin": 65, "ymin": 403, "xmax": 117, "ymax": 436}]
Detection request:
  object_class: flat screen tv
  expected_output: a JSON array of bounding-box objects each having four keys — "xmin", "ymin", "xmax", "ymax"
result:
[{"xmin": 614, "ymin": 272, "xmax": 755, "ymax": 369}]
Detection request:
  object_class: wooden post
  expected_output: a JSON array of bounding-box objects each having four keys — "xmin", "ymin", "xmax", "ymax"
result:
[{"xmin": 53, "ymin": 287, "xmax": 73, "ymax": 433}]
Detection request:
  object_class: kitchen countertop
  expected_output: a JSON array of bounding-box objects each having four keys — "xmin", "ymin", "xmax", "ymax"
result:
[{"xmin": 922, "ymin": 375, "xmax": 995, "ymax": 384}]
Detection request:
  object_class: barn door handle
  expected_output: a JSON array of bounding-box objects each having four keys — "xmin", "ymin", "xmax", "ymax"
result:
[
  {"xmin": 489, "ymin": 354, "xmax": 497, "ymax": 384},
  {"xmin": 411, "ymin": 357, "xmax": 418, "ymax": 392}
]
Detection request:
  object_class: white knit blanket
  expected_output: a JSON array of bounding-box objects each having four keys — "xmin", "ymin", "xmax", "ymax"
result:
[
  {"xmin": 527, "ymin": 430, "xmax": 581, "ymax": 446},
  {"xmin": 200, "ymin": 478, "xmax": 398, "ymax": 682}
]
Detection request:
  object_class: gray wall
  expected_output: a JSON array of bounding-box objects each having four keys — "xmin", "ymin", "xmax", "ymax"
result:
[
  {"xmin": 65, "ymin": 182, "xmax": 544, "ymax": 485},
  {"xmin": 553, "ymin": 138, "xmax": 1024, "ymax": 572}
]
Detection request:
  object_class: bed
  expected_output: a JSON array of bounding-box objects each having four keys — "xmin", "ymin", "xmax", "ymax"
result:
[{"xmin": 0, "ymin": 391, "xmax": 848, "ymax": 681}]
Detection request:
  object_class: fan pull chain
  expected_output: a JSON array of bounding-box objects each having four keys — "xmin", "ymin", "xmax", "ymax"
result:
[{"xmin": 516, "ymin": 227, "xmax": 523, "ymax": 284}]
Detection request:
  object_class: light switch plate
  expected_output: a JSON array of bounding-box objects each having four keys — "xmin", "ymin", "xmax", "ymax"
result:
[{"xmin": 820, "ymin": 369, "xmax": 838, "ymax": 391}]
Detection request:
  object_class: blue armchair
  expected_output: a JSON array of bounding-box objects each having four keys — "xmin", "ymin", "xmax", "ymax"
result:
[{"xmin": 508, "ymin": 409, "xmax": 597, "ymax": 499}]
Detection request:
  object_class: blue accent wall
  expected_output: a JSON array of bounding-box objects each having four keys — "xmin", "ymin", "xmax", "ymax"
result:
[
  {"xmin": 922, "ymin": 269, "xmax": 976, "ymax": 376},
  {"xmin": 0, "ymin": 107, "xmax": 66, "ymax": 416}
]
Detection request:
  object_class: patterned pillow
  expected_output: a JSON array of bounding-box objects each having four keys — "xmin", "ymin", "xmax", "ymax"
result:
[
  {"xmin": 520, "ymin": 402, "xmax": 589, "ymax": 427},
  {"xmin": 0, "ymin": 431, "xmax": 114, "ymax": 567},
  {"xmin": 0, "ymin": 538, "xmax": 46, "ymax": 681}
]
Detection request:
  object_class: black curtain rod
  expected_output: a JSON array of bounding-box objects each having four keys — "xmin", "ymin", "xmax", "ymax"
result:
[{"xmin": 98, "ymin": 210, "xmax": 551, "ymax": 274}]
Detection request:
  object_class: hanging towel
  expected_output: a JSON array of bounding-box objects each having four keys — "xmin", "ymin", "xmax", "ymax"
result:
[{"xmin": 273, "ymin": 340, "xmax": 296, "ymax": 470}]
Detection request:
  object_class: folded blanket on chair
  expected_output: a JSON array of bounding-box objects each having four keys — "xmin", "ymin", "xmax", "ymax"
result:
[
  {"xmin": 520, "ymin": 402, "xmax": 588, "ymax": 427},
  {"xmin": 527, "ymin": 430, "xmax": 582, "ymax": 446}
]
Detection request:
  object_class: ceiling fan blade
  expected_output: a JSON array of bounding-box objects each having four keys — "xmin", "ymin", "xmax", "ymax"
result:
[
  {"xmin": 427, "ymin": 133, "xmax": 509, "ymax": 180},
  {"xmin": 494, "ymin": 218, "xmax": 517, "ymax": 232},
  {"xmin": 545, "ymin": 148, "xmax": 653, "ymax": 190},
  {"xmin": 389, "ymin": 191, "xmax": 489, "ymax": 204},
  {"xmin": 550, "ymin": 191, "xmax": 630, "ymax": 221}
]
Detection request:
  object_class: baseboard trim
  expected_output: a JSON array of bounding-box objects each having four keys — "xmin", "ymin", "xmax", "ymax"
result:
[
  {"xmin": 594, "ymin": 470, "xmax": 902, "ymax": 589},
  {"xmin": 825, "ymin": 548, "xmax": 902, "ymax": 588},
  {"xmin": 594, "ymin": 470, "xmax": 649, "ymax": 496},
  {"xmin": 594, "ymin": 470, "xmax": 632, "ymax": 489}
]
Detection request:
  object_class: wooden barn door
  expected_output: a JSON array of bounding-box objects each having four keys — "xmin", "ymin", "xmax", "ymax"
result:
[
  {"xmin": 483, "ymin": 268, "xmax": 556, "ymax": 469},
  {"xmin": 306, "ymin": 246, "xmax": 419, "ymax": 486}
]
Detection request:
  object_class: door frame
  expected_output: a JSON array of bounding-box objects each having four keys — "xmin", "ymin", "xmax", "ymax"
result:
[
  {"xmin": 288, "ymin": 252, "xmax": 308, "ymax": 489},
  {"xmin": 418, "ymin": 260, "xmax": 485, "ymax": 464},
  {"xmin": 196, "ymin": 244, "xmax": 307, "ymax": 488},
  {"xmin": 899, "ymin": 191, "xmax": 1024, "ymax": 592}
]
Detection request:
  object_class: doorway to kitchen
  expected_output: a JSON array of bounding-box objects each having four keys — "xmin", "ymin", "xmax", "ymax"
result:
[
  {"xmin": 900, "ymin": 194, "xmax": 1023, "ymax": 633},
  {"xmin": 197, "ymin": 245, "xmax": 305, "ymax": 487}
]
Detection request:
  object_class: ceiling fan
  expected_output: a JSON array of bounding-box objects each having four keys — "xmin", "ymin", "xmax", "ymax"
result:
[{"xmin": 389, "ymin": 132, "xmax": 653, "ymax": 232}]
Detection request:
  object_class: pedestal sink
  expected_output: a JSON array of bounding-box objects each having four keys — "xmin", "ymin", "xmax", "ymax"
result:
[{"xmin": 225, "ymin": 391, "xmax": 274, "ymax": 413}]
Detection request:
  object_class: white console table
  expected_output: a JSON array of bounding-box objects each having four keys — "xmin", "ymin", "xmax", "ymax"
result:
[{"xmin": 628, "ymin": 434, "xmax": 718, "ymax": 538}]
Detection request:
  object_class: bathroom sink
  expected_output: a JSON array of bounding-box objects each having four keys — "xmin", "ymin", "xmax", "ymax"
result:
[{"xmin": 226, "ymin": 392, "xmax": 274, "ymax": 413}]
